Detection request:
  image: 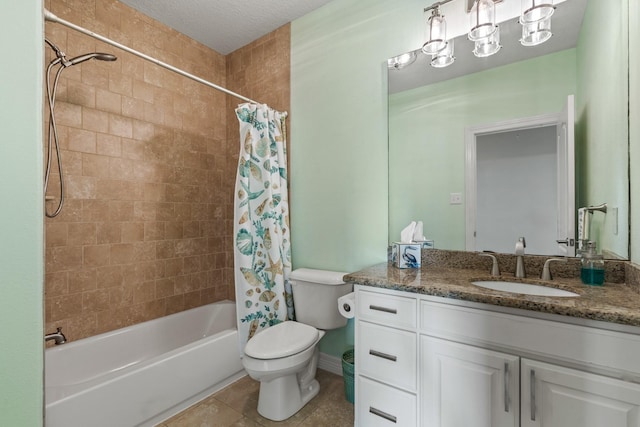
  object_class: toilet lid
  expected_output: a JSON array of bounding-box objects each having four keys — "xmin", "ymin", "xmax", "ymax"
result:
[{"xmin": 244, "ymin": 321, "xmax": 319, "ymax": 360}]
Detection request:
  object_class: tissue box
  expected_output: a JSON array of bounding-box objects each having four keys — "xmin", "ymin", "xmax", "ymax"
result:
[
  {"xmin": 391, "ymin": 242, "xmax": 421, "ymax": 269},
  {"xmin": 415, "ymin": 239, "xmax": 434, "ymax": 249}
]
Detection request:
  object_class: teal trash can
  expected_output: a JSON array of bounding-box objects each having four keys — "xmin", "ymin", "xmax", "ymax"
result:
[{"xmin": 342, "ymin": 349, "xmax": 355, "ymax": 404}]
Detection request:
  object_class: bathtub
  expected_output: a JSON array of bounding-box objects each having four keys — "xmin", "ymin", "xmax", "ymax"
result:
[{"xmin": 45, "ymin": 300, "xmax": 245, "ymax": 427}]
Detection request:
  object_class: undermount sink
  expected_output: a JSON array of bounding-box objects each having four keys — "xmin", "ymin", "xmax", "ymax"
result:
[{"xmin": 472, "ymin": 281, "xmax": 580, "ymax": 297}]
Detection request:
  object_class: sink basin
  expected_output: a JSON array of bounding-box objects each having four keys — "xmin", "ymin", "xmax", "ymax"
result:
[{"xmin": 472, "ymin": 281, "xmax": 580, "ymax": 297}]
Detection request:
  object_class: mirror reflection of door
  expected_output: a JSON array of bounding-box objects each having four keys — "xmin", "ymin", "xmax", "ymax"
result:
[{"xmin": 465, "ymin": 96, "xmax": 575, "ymax": 256}]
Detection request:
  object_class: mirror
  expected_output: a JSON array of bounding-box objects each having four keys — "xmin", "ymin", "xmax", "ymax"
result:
[{"xmin": 388, "ymin": 0, "xmax": 629, "ymax": 259}]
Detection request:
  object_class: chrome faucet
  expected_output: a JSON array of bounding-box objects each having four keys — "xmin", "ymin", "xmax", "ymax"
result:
[
  {"xmin": 478, "ymin": 251, "xmax": 500, "ymax": 276},
  {"xmin": 541, "ymin": 257, "xmax": 568, "ymax": 281},
  {"xmin": 45, "ymin": 327, "xmax": 66, "ymax": 345},
  {"xmin": 515, "ymin": 237, "xmax": 526, "ymax": 278}
]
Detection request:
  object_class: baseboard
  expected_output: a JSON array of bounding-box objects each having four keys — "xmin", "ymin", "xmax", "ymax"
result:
[{"xmin": 318, "ymin": 352, "xmax": 343, "ymax": 376}]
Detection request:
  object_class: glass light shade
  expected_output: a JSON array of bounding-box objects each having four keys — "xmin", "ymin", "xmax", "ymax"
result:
[
  {"xmin": 468, "ymin": 0, "xmax": 497, "ymax": 41},
  {"xmin": 473, "ymin": 26, "xmax": 501, "ymax": 57},
  {"xmin": 422, "ymin": 10, "xmax": 447, "ymax": 55},
  {"xmin": 387, "ymin": 51, "xmax": 418, "ymax": 70},
  {"xmin": 520, "ymin": 18, "xmax": 552, "ymax": 46},
  {"xmin": 521, "ymin": 0, "xmax": 554, "ymax": 24},
  {"xmin": 431, "ymin": 40, "xmax": 455, "ymax": 68}
]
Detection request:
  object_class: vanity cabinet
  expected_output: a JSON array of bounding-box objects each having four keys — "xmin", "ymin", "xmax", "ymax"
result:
[
  {"xmin": 521, "ymin": 359, "xmax": 640, "ymax": 427},
  {"xmin": 354, "ymin": 286, "xmax": 640, "ymax": 427},
  {"xmin": 421, "ymin": 336, "xmax": 519, "ymax": 427}
]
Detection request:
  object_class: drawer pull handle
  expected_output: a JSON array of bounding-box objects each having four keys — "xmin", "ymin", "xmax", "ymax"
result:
[
  {"xmin": 369, "ymin": 305, "xmax": 397, "ymax": 314},
  {"xmin": 369, "ymin": 406, "xmax": 397, "ymax": 423},
  {"xmin": 369, "ymin": 349, "xmax": 397, "ymax": 362},
  {"xmin": 504, "ymin": 362, "xmax": 510, "ymax": 413},
  {"xmin": 530, "ymin": 369, "xmax": 536, "ymax": 421}
]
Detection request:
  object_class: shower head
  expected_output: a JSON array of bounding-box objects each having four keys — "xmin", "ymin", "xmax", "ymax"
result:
[{"xmin": 67, "ymin": 52, "xmax": 117, "ymax": 66}]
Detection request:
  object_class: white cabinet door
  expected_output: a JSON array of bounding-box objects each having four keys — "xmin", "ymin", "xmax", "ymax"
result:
[
  {"xmin": 421, "ymin": 336, "xmax": 519, "ymax": 427},
  {"xmin": 522, "ymin": 359, "xmax": 640, "ymax": 427}
]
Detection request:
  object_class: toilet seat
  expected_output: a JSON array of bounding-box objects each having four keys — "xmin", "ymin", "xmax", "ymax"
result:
[{"xmin": 245, "ymin": 321, "xmax": 319, "ymax": 360}]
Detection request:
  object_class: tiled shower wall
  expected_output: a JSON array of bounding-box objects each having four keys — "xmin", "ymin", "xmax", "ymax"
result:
[{"xmin": 44, "ymin": 0, "xmax": 291, "ymax": 341}]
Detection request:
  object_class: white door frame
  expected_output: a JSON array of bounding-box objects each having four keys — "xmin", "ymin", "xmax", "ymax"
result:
[{"xmin": 464, "ymin": 112, "xmax": 572, "ymax": 254}]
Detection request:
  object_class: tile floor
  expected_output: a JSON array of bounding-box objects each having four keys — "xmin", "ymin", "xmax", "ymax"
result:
[{"xmin": 158, "ymin": 369, "xmax": 354, "ymax": 426}]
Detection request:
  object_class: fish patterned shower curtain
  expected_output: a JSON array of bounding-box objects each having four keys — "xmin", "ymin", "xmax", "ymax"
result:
[{"xmin": 234, "ymin": 103, "xmax": 294, "ymax": 353}]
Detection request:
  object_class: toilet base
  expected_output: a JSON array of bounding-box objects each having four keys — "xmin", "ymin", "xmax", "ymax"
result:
[{"xmin": 257, "ymin": 375, "xmax": 320, "ymax": 421}]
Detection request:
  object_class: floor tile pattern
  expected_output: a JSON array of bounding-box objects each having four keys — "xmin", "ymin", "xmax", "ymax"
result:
[{"xmin": 158, "ymin": 369, "xmax": 354, "ymax": 426}]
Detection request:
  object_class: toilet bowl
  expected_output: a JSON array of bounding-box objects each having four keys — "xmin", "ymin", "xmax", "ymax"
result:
[
  {"xmin": 241, "ymin": 268, "xmax": 352, "ymax": 421},
  {"xmin": 242, "ymin": 321, "xmax": 326, "ymax": 421}
]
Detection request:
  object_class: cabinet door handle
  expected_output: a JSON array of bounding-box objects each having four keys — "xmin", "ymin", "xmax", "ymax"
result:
[
  {"xmin": 369, "ymin": 406, "xmax": 397, "ymax": 423},
  {"xmin": 530, "ymin": 369, "xmax": 536, "ymax": 421},
  {"xmin": 369, "ymin": 305, "xmax": 397, "ymax": 314},
  {"xmin": 504, "ymin": 362, "xmax": 510, "ymax": 413},
  {"xmin": 369, "ymin": 349, "xmax": 397, "ymax": 362}
]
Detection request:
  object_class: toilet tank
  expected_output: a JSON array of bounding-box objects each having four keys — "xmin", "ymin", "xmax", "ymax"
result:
[{"xmin": 289, "ymin": 268, "xmax": 353, "ymax": 330}]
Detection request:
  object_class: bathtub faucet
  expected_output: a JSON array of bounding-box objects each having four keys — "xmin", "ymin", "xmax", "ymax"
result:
[{"xmin": 45, "ymin": 327, "xmax": 67, "ymax": 345}]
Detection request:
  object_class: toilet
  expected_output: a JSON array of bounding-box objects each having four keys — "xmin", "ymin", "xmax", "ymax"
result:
[{"xmin": 241, "ymin": 268, "xmax": 352, "ymax": 421}]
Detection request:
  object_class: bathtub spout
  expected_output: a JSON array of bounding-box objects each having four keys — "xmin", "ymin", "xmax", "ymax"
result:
[{"xmin": 45, "ymin": 327, "xmax": 66, "ymax": 345}]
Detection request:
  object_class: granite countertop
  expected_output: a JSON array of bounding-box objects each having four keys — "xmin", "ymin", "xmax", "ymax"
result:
[{"xmin": 344, "ymin": 262, "xmax": 640, "ymax": 327}]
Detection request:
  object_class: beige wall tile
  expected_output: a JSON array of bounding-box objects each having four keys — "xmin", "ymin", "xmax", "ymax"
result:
[
  {"xmin": 96, "ymin": 133, "xmax": 122, "ymax": 157},
  {"xmin": 83, "ymin": 107, "xmax": 110, "ymax": 133},
  {"xmin": 84, "ymin": 244, "xmax": 111, "ymax": 267},
  {"xmin": 68, "ymin": 222, "xmax": 97, "ymax": 246},
  {"xmin": 68, "ymin": 127, "xmax": 97, "ymax": 153},
  {"xmin": 68, "ymin": 268, "xmax": 97, "ymax": 293},
  {"xmin": 45, "ymin": 0, "xmax": 288, "ymax": 343},
  {"xmin": 46, "ymin": 223, "xmax": 68, "ymax": 247},
  {"xmin": 67, "ymin": 80, "xmax": 97, "ymax": 108},
  {"xmin": 96, "ymin": 87, "xmax": 122, "ymax": 114}
]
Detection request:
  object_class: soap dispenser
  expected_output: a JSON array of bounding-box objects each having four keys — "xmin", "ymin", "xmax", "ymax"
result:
[{"xmin": 580, "ymin": 241, "xmax": 605, "ymax": 286}]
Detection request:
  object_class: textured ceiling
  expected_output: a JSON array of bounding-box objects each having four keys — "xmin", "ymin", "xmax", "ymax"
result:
[{"xmin": 118, "ymin": 0, "xmax": 335, "ymax": 55}]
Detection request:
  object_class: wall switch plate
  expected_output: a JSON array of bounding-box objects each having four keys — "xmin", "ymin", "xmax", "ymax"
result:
[{"xmin": 450, "ymin": 193, "xmax": 462, "ymax": 205}]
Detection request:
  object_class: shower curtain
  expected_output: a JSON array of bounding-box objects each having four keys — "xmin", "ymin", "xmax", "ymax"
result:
[{"xmin": 234, "ymin": 103, "xmax": 293, "ymax": 352}]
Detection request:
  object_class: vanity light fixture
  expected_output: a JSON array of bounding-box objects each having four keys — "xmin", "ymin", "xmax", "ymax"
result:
[
  {"xmin": 431, "ymin": 39, "xmax": 455, "ymax": 68},
  {"xmin": 387, "ymin": 51, "xmax": 418, "ymax": 70},
  {"xmin": 520, "ymin": 0, "xmax": 555, "ymax": 24},
  {"xmin": 473, "ymin": 25, "xmax": 501, "ymax": 57},
  {"xmin": 520, "ymin": 0, "xmax": 555, "ymax": 46},
  {"xmin": 422, "ymin": 6, "xmax": 448, "ymax": 55},
  {"xmin": 520, "ymin": 17, "xmax": 552, "ymax": 46},
  {"xmin": 468, "ymin": 0, "xmax": 497, "ymax": 42}
]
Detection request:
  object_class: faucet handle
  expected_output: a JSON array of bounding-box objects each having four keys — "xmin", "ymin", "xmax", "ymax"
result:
[
  {"xmin": 56, "ymin": 327, "xmax": 63, "ymax": 333},
  {"xmin": 541, "ymin": 257, "xmax": 567, "ymax": 281},
  {"xmin": 515, "ymin": 237, "xmax": 526, "ymax": 256},
  {"xmin": 478, "ymin": 252, "xmax": 500, "ymax": 276}
]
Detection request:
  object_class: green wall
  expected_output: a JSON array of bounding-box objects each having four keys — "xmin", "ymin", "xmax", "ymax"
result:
[
  {"xmin": 290, "ymin": 0, "xmax": 425, "ymax": 356},
  {"xmin": 389, "ymin": 50, "xmax": 577, "ymax": 249},
  {"xmin": 0, "ymin": 0, "xmax": 44, "ymax": 425},
  {"xmin": 576, "ymin": 0, "xmax": 629, "ymax": 258},
  {"xmin": 291, "ymin": 0, "xmax": 638, "ymax": 358},
  {"xmin": 631, "ymin": 0, "xmax": 640, "ymax": 265}
]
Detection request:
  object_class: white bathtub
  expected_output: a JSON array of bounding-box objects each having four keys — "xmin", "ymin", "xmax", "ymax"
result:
[{"xmin": 45, "ymin": 300, "xmax": 245, "ymax": 427}]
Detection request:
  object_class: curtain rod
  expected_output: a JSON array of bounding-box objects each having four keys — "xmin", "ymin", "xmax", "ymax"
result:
[{"xmin": 44, "ymin": 9, "xmax": 261, "ymax": 105}]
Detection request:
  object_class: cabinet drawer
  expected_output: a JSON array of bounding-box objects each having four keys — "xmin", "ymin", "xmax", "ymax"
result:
[
  {"xmin": 357, "ymin": 376, "xmax": 416, "ymax": 427},
  {"xmin": 358, "ymin": 321, "xmax": 417, "ymax": 392},
  {"xmin": 358, "ymin": 290, "xmax": 417, "ymax": 329}
]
